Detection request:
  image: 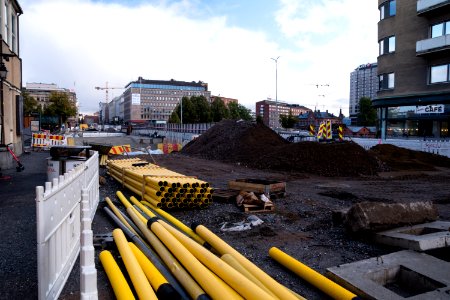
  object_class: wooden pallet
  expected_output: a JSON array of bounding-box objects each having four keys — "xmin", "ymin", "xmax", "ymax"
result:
[
  {"xmin": 212, "ymin": 189, "xmax": 240, "ymax": 203},
  {"xmin": 242, "ymin": 202, "xmax": 275, "ymax": 213},
  {"xmin": 228, "ymin": 179, "xmax": 286, "ymax": 198}
]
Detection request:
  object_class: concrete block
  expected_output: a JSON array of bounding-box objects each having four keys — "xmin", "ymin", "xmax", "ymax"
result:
[
  {"xmin": 344, "ymin": 201, "xmax": 438, "ymax": 233},
  {"xmin": 375, "ymin": 221, "xmax": 450, "ymax": 251},
  {"xmin": 326, "ymin": 250, "xmax": 450, "ymax": 299}
]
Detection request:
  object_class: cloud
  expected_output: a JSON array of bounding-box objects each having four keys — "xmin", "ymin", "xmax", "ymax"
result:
[{"xmin": 20, "ymin": 0, "xmax": 379, "ymax": 116}]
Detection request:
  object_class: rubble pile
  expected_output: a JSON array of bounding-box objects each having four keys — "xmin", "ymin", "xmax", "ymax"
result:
[{"xmin": 182, "ymin": 120, "xmax": 379, "ymax": 177}]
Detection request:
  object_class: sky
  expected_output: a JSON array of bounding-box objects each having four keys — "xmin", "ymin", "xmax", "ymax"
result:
[{"xmin": 19, "ymin": 0, "xmax": 379, "ymax": 116}]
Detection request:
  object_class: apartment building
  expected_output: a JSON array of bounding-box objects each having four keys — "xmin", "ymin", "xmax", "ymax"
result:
[
  {"xmin": 0, "ymin": 0, "xmax": 23, "ymax": 170},
  {"xmin": 122, "ymin": 77, "xmax": 211, "ymax": 123},
  {"xmin": 373, "ymin": 0, "xmax": 450, "ymax": 138},
  {"xmin": 349, "ymin": 63, "xmax": 378, "ymax": 124},
  {"xmin": 255, "ymin": 99, "xmax": 311, "ymax": 128}
]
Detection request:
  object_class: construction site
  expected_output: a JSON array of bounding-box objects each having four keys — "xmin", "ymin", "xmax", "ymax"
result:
[
  {"xmin": 2, "ymin": 119, "xmax": 449, "ymax": 299},
  {"xmin": 54, "ymin": 119, "xmax": 450, "ymax": 299}
]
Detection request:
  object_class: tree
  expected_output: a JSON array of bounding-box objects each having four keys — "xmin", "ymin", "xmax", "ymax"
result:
[
  {"xmin": 191, "ymin": 95, "xmax": 212, "ymax": 123},
  {"xmin": 357, "ymin": 97, "xmax": 377, "ymax": 126},
  {"xmin": 228, "ymin": 102, "xmax": 252, "ymax": 121},
  {"xmin": 168, "ymin": 110, "xmax": 181, "ymax": 123},
  {"xmin": 22, "ymin": 92, "xmax": 38, "ymax": 116},
  {"xmin": 279, "ymin": 112, "xmax": 298, "ymax": 128},
  {"xmin": 44, "ymin": 92, "xmax": 77, "ymax": 127},
  {"xmin": 211, "ymin": 97, "xmax": 230, "ymax": 122}
]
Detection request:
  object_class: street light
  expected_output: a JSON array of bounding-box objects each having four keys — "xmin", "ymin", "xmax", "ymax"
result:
[{"xmin": 271, "ymin": 56, "xmax": 280, "ymax": 129}]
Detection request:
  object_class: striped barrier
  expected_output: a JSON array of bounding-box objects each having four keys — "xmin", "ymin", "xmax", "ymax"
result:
[
  {"xmin": 309, "ymin": 124, "xmax": 315, "ymax": 137},
  {"xmin": 48, "ymin": 135, "xmax": 66, "ymax": 147},
  {"xmin": 338, "ymin": 126, "xmax": 343, "ymax": 141},
  {"xmin": 32, "ymin": 133, "xmax": 67, "ymax": 150},
  {"xmin": 326, "ymin": 120, "xmax": 332, "ymax": 140},
  {"xmin": 32, "ymin": 133, "xmax": 48, "ymax": 149},
  {"xmin": 109, "ymin": 145, "xmax": 131, "ymax": 155},
  {"xmin": 157, "ymin": 143, "xmax": 182, "ymax": 154}
]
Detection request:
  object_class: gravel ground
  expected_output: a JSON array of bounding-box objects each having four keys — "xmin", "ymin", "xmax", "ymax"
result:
[{"xmin": 1, "ymin": 134, "xmax": 449, "ymax": 300}]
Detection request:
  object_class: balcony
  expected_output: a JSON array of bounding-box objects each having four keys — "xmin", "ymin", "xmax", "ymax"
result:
[
  {"xmin": 417, "ymin": 0, "xmax": 450, "ymax": 14},
  {"xmin": 416, "ymin": 35, "xmax": 450, "ymax": 55}
]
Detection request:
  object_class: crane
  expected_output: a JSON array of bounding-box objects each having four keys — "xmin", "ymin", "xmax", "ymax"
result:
[
  {"xmin": 94, "ymin": 81, "xmax": 124, "ymax": 104},
  {"xmin": 94, "ymin": 82, "xmax": 124, "ymax": 125}
]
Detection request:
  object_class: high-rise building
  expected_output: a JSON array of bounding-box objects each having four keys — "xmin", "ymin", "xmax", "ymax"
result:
[
  {"xmin": 349, "ymin": 63, "xmax": 378, "ymax": 124},
  {"xmin": 123, "ymin": 77, "xmax": 211, "ymax": 123},
  {"xmin": 373, "ymin": 0, "xmax": 450, "ymax": 138}
]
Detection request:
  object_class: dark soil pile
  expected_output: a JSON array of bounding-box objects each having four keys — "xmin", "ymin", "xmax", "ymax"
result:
[
  {"xmin": 368, "ymin": 143, "xmax": 450, "ymax": 171},
  {"xmin": 182, "ymin": 120, "xmax": 379, "ymax": 176},
  {"xmin": 182, "ymin": 120, "xmax": 289, "ymax": 162}
]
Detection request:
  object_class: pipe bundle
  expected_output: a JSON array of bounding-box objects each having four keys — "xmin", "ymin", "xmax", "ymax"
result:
[
  {"xmin": 100, "ymin": 191, "xmax": 308, "ymax": 300},
  {"xmin": 106, "ymin": 158, "xmax": 213, "ymax": 210}
]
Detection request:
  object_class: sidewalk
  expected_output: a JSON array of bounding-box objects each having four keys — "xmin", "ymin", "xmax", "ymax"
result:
[{"xmin": 0, "ymin": 150, "xmax": 49, "ymax": 299}]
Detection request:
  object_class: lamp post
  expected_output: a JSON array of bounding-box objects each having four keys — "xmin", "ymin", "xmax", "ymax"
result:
[{"xmin": 271, "ymin": 56, "xmax": 280, "ymax": 129}]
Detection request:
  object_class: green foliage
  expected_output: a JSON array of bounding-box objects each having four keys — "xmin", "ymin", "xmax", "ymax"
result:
[
  {"xmin": 357, "ymin": 97, "xmax": 377, "ymax": 126},
  {"xmin": 228, "ymin": 102, "xmax": 252, "ymax": 121},
  {"xmin": 168, "ymin": 96, "xmax": 252, "ymax": 124},
  {"xmin": 256, "ymin": 115, "xmax": 264, "ymax": 124},
  {"xmin": 279, "ymin": 112, "xmax": 298, "ymax": 128},
  {"xmin": 44, "ymin": 92, "xmax": 77, "ymax": 126},
  {"xmin": 211, "ymin": 97, "xmax": 230, "ymax": 122},
  {"xmin": 168, "ymin": 110, "xmax": 181, "ymax": 123},
  {"xmin": 22, "ymin": 91, "xmax": 38, "ymax": 116}
]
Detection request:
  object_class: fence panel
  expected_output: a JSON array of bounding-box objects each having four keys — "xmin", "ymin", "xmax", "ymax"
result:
[{"xmin": 36, "ymin": 151, "xmax": 99, "ymax": 300}]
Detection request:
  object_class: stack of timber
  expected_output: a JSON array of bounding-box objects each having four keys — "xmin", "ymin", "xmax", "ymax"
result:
[{"xmin": 107, "ymin": 158, "xmax": 214, "ymax": 209}]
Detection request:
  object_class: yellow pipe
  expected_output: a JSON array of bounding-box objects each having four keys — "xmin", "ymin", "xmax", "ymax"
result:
[
  {"xmin": 129, "ymin": 242, "xmax": 183, "ymax": 299},
  {"xmin": 193, "ymin": 224, "xmax": 301, "ymax": 300},
  {"xmin": 221, "ymin": 253, "xmax": 276, "ymax": 298},
  {"xmin": 115, "ymin": 191, "xmax": 148, "ymax": 224},
  {"xmin": 146, "ymin": 218, "xmax": 239, "ymax": 300},
  {"xmin": 269, "ymin": 247, "xmax": 358, "ymax": 300},
  {"xmin": 140, "ymin": 199, "xmax": 206, "ymax": 245},
  {"xmin": 161, "ymin": 222, "xmax": 275, "ymax": 300},
  {"xmin": 126, "ymin": 208, "xmax": 207, "ymax": 300},
  {"xmin": 112, "ymin": 229, "xmax": 158, "ymax": 300},
  {"xmin": 99, "ymin": 250, "xmax": 136, "ymax": 300},
  {"xmin": 105, "ymin": 197, "xmax": 138, "ymax": 235}
]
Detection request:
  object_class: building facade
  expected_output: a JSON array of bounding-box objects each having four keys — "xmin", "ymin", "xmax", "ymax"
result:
[
  {"xmin": 0, "ymin": 0, "xmax": 23, "ymax": 170},
  {"xmin": 256, "ymin": 99, "xmax": 311, "ymax": 128},
  {"xmin": 349, "ymin": 63, "xmax": 378, "ymax": 124},
  {"xmin": 122, "ymin": 77, "xmax": 211, "ymax": 124},
  {"xmin": 210, "ymin": 95, "xmax": 238, "ymax": 107},
  {"xmin": 24, "ymin": 82, "xmax": 77, "ymax": 111},
  {"xmin": 373, "ymin": 0, "xmax": 450, "ymax": 139}
]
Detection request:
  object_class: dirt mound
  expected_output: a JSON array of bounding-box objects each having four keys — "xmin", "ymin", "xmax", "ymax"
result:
[
  {"xmin": 182, "ymin": 120, "xmax": 378, "ymax": 176},
  {"xmin": 182, "ymin": 120, "xmax": 289, "ymax": 162},
  {"xmin": 368, "ymin": 144, "xmax": 450, "ymax": 171}
]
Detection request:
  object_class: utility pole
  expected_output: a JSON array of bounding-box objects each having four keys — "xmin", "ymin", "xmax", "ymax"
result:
[{"xmin": 271, "ymin": 56, "xmax": 280, "ymax": 129}]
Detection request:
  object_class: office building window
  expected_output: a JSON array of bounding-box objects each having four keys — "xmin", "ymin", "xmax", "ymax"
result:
[
  {"xmin": 379, "ymin": 0, "xmax": 396, "ymax": 20},
  {"xmin": 379, "ymin": 73, "xmax": 395, "ymax": 90},
  {"xmin": 431, "ymin": 21, "xmax": 450, "ymax": 38},
  {"xmin": 430, "ymin": 64, "xmax": 449, "ymax": 83},
  {"xmin": 379, "ymin": 36, "xmax": 395, "ymax": 55}
]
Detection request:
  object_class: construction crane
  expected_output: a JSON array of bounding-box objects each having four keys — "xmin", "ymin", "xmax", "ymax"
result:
[
  {"xmin": 94, "ymin": 82, "xmax": 124, "ymax": 125},
  {"xmin": 94, "ymin": 81, "xmax": 124, "ymax": 104}
]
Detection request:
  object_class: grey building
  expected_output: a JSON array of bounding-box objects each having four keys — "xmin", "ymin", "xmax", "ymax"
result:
[
  {"xmin": 349, "ymin": 63, "xmax": 378, "ymax": 124},
  {"xmin": 373, "ymin": 0, "xmax": 450, "ymax": 138},
  {"xmin": 123, "ymin": 77, "xmax": 211, "ymax": 124}
]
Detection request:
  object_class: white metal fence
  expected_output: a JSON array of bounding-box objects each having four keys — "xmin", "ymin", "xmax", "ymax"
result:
[
  {"xmin": 36, "ymin": 151, "xmax": 99, "ymax": 300},
  {"xmin": 350, "ymin": 138, "xmax": 450, "ymax": 158}
]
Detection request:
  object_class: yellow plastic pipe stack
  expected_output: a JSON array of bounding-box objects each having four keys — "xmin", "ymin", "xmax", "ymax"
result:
[{"xmin": 106, "ymin": 158, "xmax": 214, "ymax": 209}]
